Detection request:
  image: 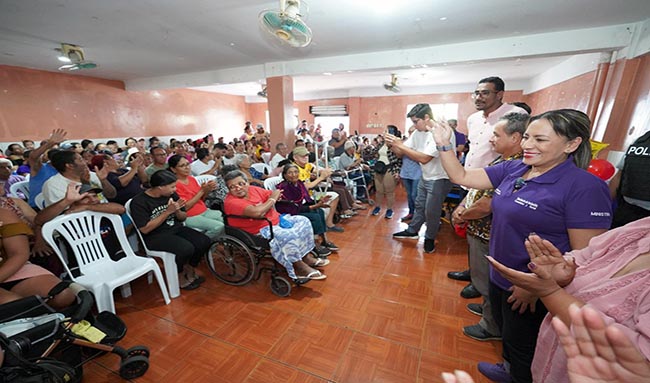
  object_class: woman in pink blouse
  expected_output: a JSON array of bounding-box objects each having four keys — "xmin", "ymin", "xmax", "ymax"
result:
[{"xmin": 488, "ymin": 216, "xmax": 650, "ymax": 383}]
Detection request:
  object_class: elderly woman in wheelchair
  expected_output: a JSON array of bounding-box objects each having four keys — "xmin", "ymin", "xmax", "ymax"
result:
[{"xmin": 223, "ymin": 170, "xmax": 328, "ymax": 282}]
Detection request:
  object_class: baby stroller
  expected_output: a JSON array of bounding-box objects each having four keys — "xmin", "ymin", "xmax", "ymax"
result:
[{"xmin": 0, "ymin": 282, "xmax": 150, "ymax": 381}]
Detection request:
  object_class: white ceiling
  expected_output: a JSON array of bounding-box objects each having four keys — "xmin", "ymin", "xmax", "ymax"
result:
[
  {"xmin": 1, "ymin": 0, "xmax": 650, "ymax": 98},
  {"xmin": 193, "ymin": 55, "xmax": 573, "ymax": 101}
]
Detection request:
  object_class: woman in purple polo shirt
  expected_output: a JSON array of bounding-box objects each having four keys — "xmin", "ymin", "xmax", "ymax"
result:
[{"xmin": 431, "ymin": 109, "xmax": 612, "ymax": 383}]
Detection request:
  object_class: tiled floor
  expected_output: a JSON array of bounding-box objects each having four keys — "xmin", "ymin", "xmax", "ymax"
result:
[{"xmin": 85, "ymin": 191, "xmax": 501, "ymax": 382}]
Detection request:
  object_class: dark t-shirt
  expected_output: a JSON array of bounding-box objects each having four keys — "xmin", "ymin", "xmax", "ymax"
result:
[
  {"xmin": 130, "ymin": 192, "xmax": 184, "ymax": 237},
  {"xmin": 107, "ymin": 169, "xmax": 144, "ymax": 205},
  {"xmin": 329, "ymin": 138, "xmax": 345, "ymax": 157}
]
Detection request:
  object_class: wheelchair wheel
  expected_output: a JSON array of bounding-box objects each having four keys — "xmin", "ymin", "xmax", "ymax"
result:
[
  {"xmin": 206, "ymin": 235, "xmax": 256, "ymax": 286},
  {"xmin": 270, "ymin": 276, "xmax": 291, "ymax": 297},
  {"xmin": 119, "ymin": 355, "xmax": 149, "ymax": 379}
]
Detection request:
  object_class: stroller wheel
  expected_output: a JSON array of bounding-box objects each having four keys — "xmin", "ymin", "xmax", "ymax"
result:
[
  {"xmin": 126, "ymin": 345, "xmax": 150, "ymax": 358},
  {"xmin": 270, "ymin": 276, "xmax": 291, "ymax": 297},
  {"xmin": 119, "ymin": 355, "xmax": 149, "ymax": 379}
]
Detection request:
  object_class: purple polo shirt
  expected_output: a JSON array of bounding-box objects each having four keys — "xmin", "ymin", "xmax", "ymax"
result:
[{"xmin": 485, "ymin": 158, "xmax": 612, "ymax": 290}]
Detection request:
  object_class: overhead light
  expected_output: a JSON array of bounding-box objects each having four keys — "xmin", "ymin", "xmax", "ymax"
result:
[
  {"xmin": 439, "ymin": 16, "xmax": 448, "ymax": 21},
  {"xmin": 57, "ymin": 54, "xmax": 71, "ymax": 63},
  {"xmin": 323, "ymin": 72, "xmax": 332, "ymax": 76}
]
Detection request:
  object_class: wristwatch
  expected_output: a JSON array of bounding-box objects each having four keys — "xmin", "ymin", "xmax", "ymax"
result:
[{"xmin": 436, "ymin": 144, "xmax": 454, "ymax": 152}]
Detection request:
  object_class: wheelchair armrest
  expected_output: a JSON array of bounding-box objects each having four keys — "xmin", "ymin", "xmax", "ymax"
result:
[{"xmin": 223, "ymin": 214, "xmax": 275, "ymax": 240}]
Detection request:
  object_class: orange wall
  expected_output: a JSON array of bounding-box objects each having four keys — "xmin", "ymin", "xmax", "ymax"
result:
[
  {"xmin": 521, "ymin": 71, "xmax": 596, "ymax": 115},
  {"xmin": 0, "ymin": 65, "xmax": 247, "ymax": 142},
  {"xmin": 245, "ymin": 91, "xmax": 524, "ymax": 137},
  {"xmin": 5, "ymin": 54, "xmax": 649, "ymax": 152},
  {"xmin": 594, "ymin": 53, "xmax": 650, "ymax": 151}
]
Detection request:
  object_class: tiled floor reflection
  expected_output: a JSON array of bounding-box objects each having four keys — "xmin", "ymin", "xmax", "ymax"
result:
[{"xmin": 85, "ymin": 191, "xmax": 500, "ymax": 382}]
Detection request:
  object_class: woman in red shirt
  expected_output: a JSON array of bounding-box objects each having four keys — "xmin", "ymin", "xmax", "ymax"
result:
[
  {"xmin": 168, "ymin": 155, "xmax": 224, "ymax": 239},
  {"xmin": 223, "ymin": 170, "xmax": 328, "ymax": 280}
]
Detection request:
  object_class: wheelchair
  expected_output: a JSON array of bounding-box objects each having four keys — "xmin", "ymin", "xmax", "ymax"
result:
[{"xmin": 204, "ymin": 214, "xmax": 313, "ymax": 297}]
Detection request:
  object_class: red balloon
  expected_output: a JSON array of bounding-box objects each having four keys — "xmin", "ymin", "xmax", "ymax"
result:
[{"xmin": 587, "ymin": 159, "xmax": 615, "ymax": 180}]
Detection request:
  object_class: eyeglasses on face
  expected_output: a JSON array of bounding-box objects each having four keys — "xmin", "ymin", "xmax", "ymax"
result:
[
  {"xmin": 471, "ymin": 90, "xmax": 499, "ymax": 98},
  {"xmin": 227, "ymin": 181, "xmax": 247, "ymax": 190}
]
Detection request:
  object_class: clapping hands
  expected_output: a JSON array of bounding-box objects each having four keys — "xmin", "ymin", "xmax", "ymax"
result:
[
  {"xmin": 166, "ymin": 197, "xmax": 186, "ymax": 213},
  {"xmin": 201, "ymin": 180, "xmax": 217, "ymax": 192}
]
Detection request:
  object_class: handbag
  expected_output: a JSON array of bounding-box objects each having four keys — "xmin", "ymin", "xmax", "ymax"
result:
[{"xmin": 373, "ymin": 161, "xmax": 387, "ymax": 174}]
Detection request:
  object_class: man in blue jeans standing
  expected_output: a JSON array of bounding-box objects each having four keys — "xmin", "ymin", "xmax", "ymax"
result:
[
  {"xmin": 385, "ymin": 103, "xmax": 455, "ymax": 253},
  {"xmin": 398, "ymin": 125, "xmax": 422, "ymax": 222}
]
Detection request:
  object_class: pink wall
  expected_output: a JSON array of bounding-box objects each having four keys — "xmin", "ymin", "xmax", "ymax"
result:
[
  {"xmin": 0, "ymin": 65, "xmax": 247, "ymax": 142},
  {"xmin": 618, "ymin": 52, "xmax": 650, "ymax": 149},
  {"xmin": 245, "ymin": 91, "xmax": 524, "ymax": 137},
  {"xmin": 5, "ymin": 54, "xmax": 650, "ymax": 152},
  {"xmin": 595, "ymin": 53, "xmax": 650, "ymax": 151},
  {"xmin": 521, "ymin": 71, "xmax": 596, "ymax": 115},
  {"xmin": 355, "ymin": 92, "xmax": 524, "ymax": 135}
]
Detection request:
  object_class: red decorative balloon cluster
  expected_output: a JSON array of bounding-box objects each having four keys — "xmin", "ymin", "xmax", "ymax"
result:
[{"xmin": 587, "ymin": 158, "xmax": 615, "ymax": 181}]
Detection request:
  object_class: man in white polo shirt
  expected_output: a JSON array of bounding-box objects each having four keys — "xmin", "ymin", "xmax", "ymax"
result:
[
  {"xmin": 448, "ymin": 76, "xmax": 528, "ymax": 297},
  {"xmin": 459, "ymin": 76, "xmax": 527, "ymax": 170}
]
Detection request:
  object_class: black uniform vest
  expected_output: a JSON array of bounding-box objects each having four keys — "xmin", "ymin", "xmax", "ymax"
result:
[{"xmin": 620, "ymin": 130, "xmax": 650, "ymax": 201}]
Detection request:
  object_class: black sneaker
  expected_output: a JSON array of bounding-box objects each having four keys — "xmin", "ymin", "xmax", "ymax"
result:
[
  {"xmin": 466, "ymin": 303, "xmax": 483, "ymax": 316},
  {"xmin": 322, "ymin": 241, "xmax": 339, "ymax": 251},
  {"xmin": 424, "ymin": 239, "xmax": 435, "ymax": 253},
  {"xmin": 313, "ymin": 245, "xmax": 332, "ymax": 257},
  {"xmin": 393, "ymin": 230, "xmax": 418, "ymax": 239},
  {"xmin": 463, "ymin": 324, "xmax": 501, "ymax": 341}
]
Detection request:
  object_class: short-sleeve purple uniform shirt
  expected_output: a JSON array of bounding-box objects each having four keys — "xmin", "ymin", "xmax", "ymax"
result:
[{"xmin": 485, "ymin": 158, "xmax": 612, "ymax": 290}]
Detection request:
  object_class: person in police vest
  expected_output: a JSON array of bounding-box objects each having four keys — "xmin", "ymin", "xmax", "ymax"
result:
[{"xmin": 609, "ymin": 130, "xmax": 650, "ymax": 228}]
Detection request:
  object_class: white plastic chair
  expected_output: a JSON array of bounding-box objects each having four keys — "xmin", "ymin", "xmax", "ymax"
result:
[
  {"xmin": 194, "ymin": 174, "xmax": 216, "ymax": 185},
  {"xmin": 41, "ymin": 211, "xmax": 170, "ymax": 313},
  {"xmin": 251, "ymin": 163, "xmax": 272, "ymax": 175},
  {"xmin": 9, "ymin": 180, "xmax": 30, "ymax": 200},
  {"xmin": 124, "ymin": 199, "xmax": 180, "ymax": 298},
  {"xmin": 34, "ymin": 193, "xmax": 46, "ymax": 209},
  {"xmin": 263, "ymin": 176, "xmax": 283, "ymax": 191},
  {"xmin": 261, "ymin": 152, "xmax": 272, "ymax": 165}
]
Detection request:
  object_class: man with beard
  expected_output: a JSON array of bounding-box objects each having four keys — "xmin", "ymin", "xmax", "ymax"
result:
[{"xmin": 447, "ymin": 77, "xmax": 528, "ymax": 298}]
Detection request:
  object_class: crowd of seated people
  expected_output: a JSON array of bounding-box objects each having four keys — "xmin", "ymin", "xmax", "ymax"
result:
[
  {"xmin": 0, "ymin": 121, "xmax": 377, "ymax": 305},
  {"xmin": 1, "ymin": 108, "xmax": 648, "ymax": 383}
]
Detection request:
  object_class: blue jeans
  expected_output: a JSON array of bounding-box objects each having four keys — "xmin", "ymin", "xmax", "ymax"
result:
[
  {"xmin": 402, "ymin": 178, "xmax": 419, "ymax": 215},
  {"xmin": 407, "ymin": 178, "xmax": 452, "ymax": 240}
]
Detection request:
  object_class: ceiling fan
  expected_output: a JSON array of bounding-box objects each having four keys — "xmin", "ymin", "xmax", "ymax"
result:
[
  {"xmin": 257, "ymin": 85, "xmax": 268, "ymax": 98},
  {"xmin": 56, "ymin": 43, "xmax": 97, "ymax": 71},
  {"xmin": 383, "ymin": 74, "xmax": 401, "ymax": 93},
  {"xmin": 259, "ymin": 0, "xmax": 312, "ymax": 48}
]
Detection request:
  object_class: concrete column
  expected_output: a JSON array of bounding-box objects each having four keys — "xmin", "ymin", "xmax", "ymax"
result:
[
  {"xmin": 266, "ymin": 76, "xmax": 295, "ymax": 147},
  {"xmin": 587, "ymin": 51, "xmax": 613, "ymax": 129}
]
